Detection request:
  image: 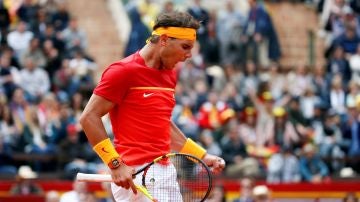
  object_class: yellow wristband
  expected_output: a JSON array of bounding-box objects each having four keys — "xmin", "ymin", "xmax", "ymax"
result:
[
  {"xmin": 93, "ymin": 138, "xmax": 120, "ymax": 166},
  {"xmin": 180, "ymin": 138, "xmax": 207, "ymax": 159}
]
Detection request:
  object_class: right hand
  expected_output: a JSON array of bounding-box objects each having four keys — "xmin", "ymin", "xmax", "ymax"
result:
[{"xmin": 110, "ymin": 162, "xmax": 137, "ymax": 194}]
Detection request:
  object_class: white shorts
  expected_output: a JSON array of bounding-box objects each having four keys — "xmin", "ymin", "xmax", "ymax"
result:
[{"xmin": 111, "ymin": 163, "xmax": 182, "ymax": 202}]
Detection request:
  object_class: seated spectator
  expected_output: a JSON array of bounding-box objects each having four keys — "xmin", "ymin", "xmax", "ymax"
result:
[
  {"xmin": 199, "ymin": 129, "xmax": 222, "ymax": 157},
  {"xmin": 233, "ymin": 177, "xmax": 255, "ymax": 202},
  {"xmin": 197, "ymin": 91, "xmax": 235, "ymax": 133},
  {"xmin": 267, "ymin": 146, "xmax": 301, "ymax": 184},
  {"xmin": 7, "ymin": 21, "xmax": 34, "ymax": 58},
  {"xmin": 252, "ymin": 185, "xmax": 274, "ymax": 202},
  {"xmin": 58, "ymin": 124, "xmax": 100, "ymax": 180},
  {"xmin": 172, "ymin": 95, "xmax": 200, "ymax": 141},
  {"xmin": 299, "ymin": 143, "xmax": 330, "ymax": 183},
  {"xmin": 124, "ymin": 6, "xmax": 150, "ymax": 57},
  {"xmin": 68, "ymin": 50, "xmax": 97, "ymax": 96},
  {"xmin": 60, "ymin": 181, "xmax": 88, "ymax": 202},
  {"xmin": 60, "ymin": 17, "xmax": 87, "ymax": 56},
  {"xmin": 332, "ymin": 26, "xmax": 360, "ymax": 56},
  {"xmin": 0, "ymin": 53, "xmax": 21, "ymax": 98},
  {"xmin": 46, "ymin": 190, "xmax": 60, "ymax": 202},
  {"xmin": 206, "ymin": 184, "xmax": 226, "ymax": 202},
  {"xmin": 221, "ymin": 121, "xmax": 260, "ymax": 178},
  {"xmin": 347, "ymin": 95, "xmax": 360, "ymax": 173},
  {"xmin": 265, "ymin": 106, "xmax": 300, "ymax": 150},
  {"xmin": 10, "ymin": 165, "xmax": 43, "ymax": 195},
  {"xmin": 19, "ymin": 57, "xmax": 50, "ymax": 103},
  {"xmin": 317, "ymin": 109, "xmax": 346, "ymax": 173},
  {"xmin": 20, "ymin": 37, "xmax": 46, "ymax": 68},
  {"xmin": 0, "ymin": 135, "xmax": 16, "ymax": 175},
  {"xmin": 349, "ymin": 43, "xmax": 360, "ymax": 86}
]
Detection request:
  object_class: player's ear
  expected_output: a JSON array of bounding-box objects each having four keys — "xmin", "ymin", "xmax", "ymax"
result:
[{"xmin": 159, "ymin": 34, "xmax": 168, "ymax": 46}]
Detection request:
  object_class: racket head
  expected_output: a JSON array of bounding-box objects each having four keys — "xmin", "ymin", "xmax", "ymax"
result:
[{"xmin": 134, "ymin": 153, "xmax": 212, "ymax": 202}]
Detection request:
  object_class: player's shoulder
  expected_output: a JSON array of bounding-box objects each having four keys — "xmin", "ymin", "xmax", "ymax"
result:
[{"xmin": 106, "ymin": 53, "xmax": 141, "ymax": 71}]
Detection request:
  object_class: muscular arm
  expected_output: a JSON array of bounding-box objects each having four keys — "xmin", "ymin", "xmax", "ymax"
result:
[
  {"xmin": 79, "ymin": 94, "xmax": 115, "ymax": 146},
  {"xmin": 170, "ymin": 121, "xmax": 187, "ymax": 151}
]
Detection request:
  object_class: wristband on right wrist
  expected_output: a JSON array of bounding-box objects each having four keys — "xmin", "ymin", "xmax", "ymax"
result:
[
  {"xmin": 180, "ymin": 138, "xmax": 207, "ymax": 159},
  {"xmin": 93, "ymin": 138, "xmax": 121, "ymax": 168}
]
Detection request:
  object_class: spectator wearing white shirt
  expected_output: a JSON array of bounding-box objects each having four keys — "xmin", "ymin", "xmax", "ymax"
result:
[
  {"xmin": 19, "ymin": 57, "xmax": 50, "ymax": 102},
  {"xmin": 7, "ymin": 21, "xmax": 33, "ymax": 58},
  {"xmin": 60, "ymin": 181, "xmax": 88, "ymax": 202}
]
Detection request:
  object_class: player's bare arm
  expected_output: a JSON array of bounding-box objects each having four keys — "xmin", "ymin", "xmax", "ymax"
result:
[{"xmin": 79, "ymin": 94, "xmax": 137, "ymax": 194}]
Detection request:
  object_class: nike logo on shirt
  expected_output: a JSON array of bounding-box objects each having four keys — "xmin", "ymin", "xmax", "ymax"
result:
[{"xmin": 143, "ymin": 93, "xmax": 154, "ymax": 98}]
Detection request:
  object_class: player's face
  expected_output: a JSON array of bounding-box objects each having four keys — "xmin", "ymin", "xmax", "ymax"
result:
[{"xmin": 160, "ymin": 37, "xmax": 194, "ymax": 69}]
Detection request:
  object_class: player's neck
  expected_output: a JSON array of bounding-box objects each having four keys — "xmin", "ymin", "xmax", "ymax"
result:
[{"xmin": 139, "ymin": 44, "xmax": 163, "ymax": 70}]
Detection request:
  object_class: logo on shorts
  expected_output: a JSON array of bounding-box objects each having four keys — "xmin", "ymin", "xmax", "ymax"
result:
[{"xmin": 143, "ymin": 93, "xmax": 154, "ymax": 98}]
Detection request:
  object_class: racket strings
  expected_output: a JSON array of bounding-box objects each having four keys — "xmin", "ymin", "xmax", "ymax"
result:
[{"xmin": 143, "ymin": 154, "xmax": 211, "ymax": 202}]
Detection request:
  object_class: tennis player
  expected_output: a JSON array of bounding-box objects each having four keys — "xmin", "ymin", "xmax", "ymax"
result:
[{"xmin": 79, "ymin": 11, "xmax": 225, "ymax": 201}]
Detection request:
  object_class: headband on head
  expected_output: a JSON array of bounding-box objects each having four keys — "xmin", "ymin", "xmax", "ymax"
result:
[{"xmin": 151, "ymin": 27, "xmax": 197, "ymax": 41}]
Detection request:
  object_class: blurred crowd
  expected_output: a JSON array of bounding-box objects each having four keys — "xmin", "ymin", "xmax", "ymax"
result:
[
  {"xmin": 0, "ymin": 0, "xmax": 102, "ymax": 180},
  {"xmin": 1, "ymin": 0, "xmax": 360, "ymax": 198},
  {"xmin": 123, "ymin": 0, "xmax": 360, "ymax": 186}
]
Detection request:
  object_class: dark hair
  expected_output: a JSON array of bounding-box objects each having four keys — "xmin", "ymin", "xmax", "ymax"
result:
[{"xmin": 149, "ymin": 11, "xmax": 199, "ymax": 43}]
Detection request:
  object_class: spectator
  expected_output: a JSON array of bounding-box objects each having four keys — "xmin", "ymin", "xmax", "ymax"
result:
[
  {"xmin": 332, "ymin": 26, "xmax": 360, "ymax": 56},
  {"xmin": 267, "ymin": 146, "xmax": 301, "ymax": 184},
  {"xmin": 22, "ymin": 105, "xmax": 57, "ymax": 171},
  {"xmin": 347, "ymin": 95, "xmax": 360, "ymax": 173},
  {"xmin": 217, "ymin": 0, "xmax": 246, "ymax": 66},
  {"xmin": 0, "ymin": 53, "xmax": 21, "ymax": 100},
  {"xmin": 286, "ymin": 63, "xmax": 312, "ymax": 97},
  {"xmin": 19, "ymin": 57, "xmax": 50, "ymax": 103},
  {"xmin": 7, "ymin": 21, "xmax": 34, "ymax": 58},
  {"xmin": 60, "ymin": 17, "xmax": 87, "ymax": 56},
  {"xmin": 60, "ymin": 181, "xmax": 89, "ymax": 202},
  {"xmin": 46, "ymin": 190, "xmax": 60, "ymax": 202},
  {"xmin": 327, "ymin": 45, "xmax": 352, "ymax": 85},
  {"xmin": 16, "ymin": 0, "xmax": 40, "ymax": 28},
  {"xmin": 233, "ymin": 177, "xmax": 255, "ymax": 202},
  {"xmin": 252, "ymin": 185, "xmax": 274, "ymax": 202},
  {"xmin": 187, "ymin": 0, "xmax": 210, "ymax": 56},
  {"xmin": 10, "ymin": 165, "xmax": 43, "ymax": 195},
  {"xmin": 238, "ymin": 106, "xmax": 258, "ymax": 146},
  {"xmin": 20, "ymin": 37, "xmax": 46, "ymax": 68},
  {"xmin": 221, "ymin": 120, "xmax": 260, "ymax": 178},
  {"xmin": 68, "ymin": 50, "xmax": 96, "ymax": 96},
  {"xmin": 242, "ymin": 0, "xmax": 281, "ymax": 67},
  {"xmin": 311, "ymin": 65, "xmax": 332, "ymax": 102},
  {"xmin": 207, "ymin": 184, "xmax": 226, "ymax": 202},
  {"xmin": 240, "ymin": 60, "xmax": 260, "ymax": 97},
  {"xmin": 51, "ymin": 1, "xmax": 70, "ymax": 32},
  {"xmin": 124, "ymin": 7, "xmax": 150, "ymax": 57},
  {"xmin": 197, "ymin": 91, "xmax": 235, "ymax": 132},
  {"xmin": 300, "ymin": 87, "xmax": 321, "ymax": 122},
  {"xmin": 349, "ymin": 43, "xmax": 360, "ymax": 86},
  {"xmin": 172, "ymin": 96, "xmax": 200, "ymax": 141},
  {"xmin": 199, "ymin": 129, "xmax": 222, "ymax": 157},
  {"xmin": 0, "ymin": 133, "xmax": 17, "ymax": 175},
  {"xmin": 265, "ymin": 106, "xmax": 300, "ymax": 150},
  {"xmin": 0, "ymin": 3, "xmax": 10, "ymax": 44},
  {"xmin": 137, "ymin": 0, "xmax": 160, "ymax": 30},
  {"xmin": 299, "ymin": 143, "xmax": 330, "ymax": 183},
  {"xmin": 58, "ymin": 124, "xmax": 99, "ymax": 180}
]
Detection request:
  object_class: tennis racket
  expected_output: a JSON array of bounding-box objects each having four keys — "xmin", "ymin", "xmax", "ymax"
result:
[{"xmin": 77, "ymin": 153, "xmax": 212, "ymax": 202}]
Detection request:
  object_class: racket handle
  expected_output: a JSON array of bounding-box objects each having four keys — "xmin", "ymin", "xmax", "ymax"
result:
[
  {"xmin": 76, "ymin": 173, "xmax": 113, "ymax": 182},
  {"xmin": 76, "ymin": 173, "xmax": 157, "ymax": 201}
]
